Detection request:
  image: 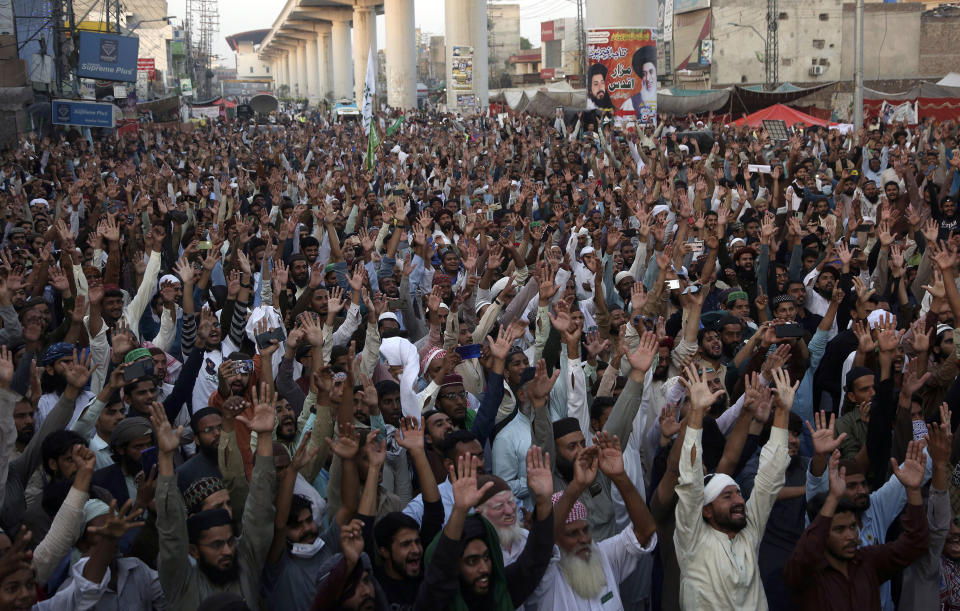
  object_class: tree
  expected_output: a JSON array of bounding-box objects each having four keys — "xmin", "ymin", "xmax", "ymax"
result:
[{"xmin": 520, "ymin": 37, "xmax": 532, "ymax": 50}]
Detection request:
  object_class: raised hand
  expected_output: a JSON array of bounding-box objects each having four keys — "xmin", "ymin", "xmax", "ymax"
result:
[
  {"xmin": 525, "ymin": 445, "xmax": 553, "ymax": 501},
  {"xmin": 237, "ymin": 382, "xmax": 278, "ymax": 434},
  {"xmin": 148, "ymin": 401, "xmax": 183, "ymax": 454},
  {"xmin": 0, "ymin": 346, "xmax": 13, "ymax": 389},
  {"xmin": 926, "ymin": 403, "xmax": 953, "ymax": 467},
  {"xmin": 450, "ymin": 452, "xmax": 492, "ymax": 511},
  {"xmin": 770, "ymin": 367, "xmax": 799, "ymax": 411},
  {"xmin": 852, "ymin": 319, "xmax": 877, "ymax": 354},
  {"xmin": 573, "ymin": 445, "xmax": 599, "ymax": 489},
  {"xmin": 487, "ymin": 325, "xmax": 516, "ymax": 361},
  {"xmin": 594, "ymin": 431, "xmax": 624, "ymax": 477},
  {"xmin": 526, "ymin": 358, "xmax": 560, "ymax": 407},
  {"xmin": 826, "ymin": 449, "xmax": 846, "ymax": 500},
  {"xmin": 891, "ymin": 439, "xmax": 927, "ymax": 490},
  {"xmin": 63, "ymin": 348, "xmax": 98, "ymax": 390},
  {"xmin": 626, "ymin": 330, "xmax": 658, "ymax": 374},
  {"xmin": 325, "ymin": 422, "xmax": 360, "ymax": 460},
  {"xmin": 909, "ymin": 318, "xmax": 931, "ymax": 353},
  {"xmin": 396, "ymin": 417, "xmax": 425, "ymax": 452},
  {"xmin": 679, "ymin": 363, "xmax": 725, "ymax": 411},
  {"xmin": 875, "ymin": 313, "xmax": 903, "ymax": 353},
  {"xmin": 87, "ymin": 499, "xmax": 146, "ymax": 539},
  {"xmin": 805, "ymin": 411, "xmax": 847, "ymax": 456},
  {"xmin": 340, "ymin": 518, "xmax": 366, "ymax": 566},
  {"xmin": 364, "ymin": 430, "xmax": 387, "ymax": 470}
]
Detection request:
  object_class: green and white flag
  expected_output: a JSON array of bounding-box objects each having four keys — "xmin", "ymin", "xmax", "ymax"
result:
[{"xmin": 361, "ymin": 44, "xmax": 375, "ymax": 135}]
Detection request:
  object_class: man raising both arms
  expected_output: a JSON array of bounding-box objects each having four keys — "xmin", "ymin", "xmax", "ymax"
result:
[{"xmin": 674, "ymin": 365, "xmax": 796, "ymax": 610}]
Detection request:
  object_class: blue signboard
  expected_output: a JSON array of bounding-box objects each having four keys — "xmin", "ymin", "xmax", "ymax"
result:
[
  {"xmin": 51, "ymin": 100, "xmax": 116, "ymax": 128},
  {"xmin": 76, "ymin": 31, "xmax": 139, "ymax": 82}
]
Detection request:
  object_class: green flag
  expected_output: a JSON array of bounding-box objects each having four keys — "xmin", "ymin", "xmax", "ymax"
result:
[
  {"xmin": 365, "ymin": 123, "xmax": 381, "ymax": 172},
  {"xmin": 385, "ymin": 116, "xmax": 404, "ymax": 138}
]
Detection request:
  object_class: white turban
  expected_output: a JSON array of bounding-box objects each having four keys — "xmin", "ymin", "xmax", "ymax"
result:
[
  {"xmin": 703, "ymin": 473, "xmax": 740, "ymax": 506},
  {"xmin": 615, "ymin": 271, "xmax": 633, "ymax": 285}
]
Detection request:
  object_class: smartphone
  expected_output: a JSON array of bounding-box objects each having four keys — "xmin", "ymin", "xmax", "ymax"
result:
[
  {"xmin": 455, "ymin": 344, "xmax": 483, "ymax": 360},
  {"xmin": 392, "ymin": 189, "xmax": 405, "ymax": 196},
  {"xmin": 666, "ymin": 279, "xmax": 681, "ymax": 290},
  {"xmin": 235, "ymin": 359, "xmax": 255, "ymax": 375},
  {"xmin": 387, "ymin": 297, "xmax": 401, "ymax": 311},
  {"xmin": 140, "ymin": 446, "xmax": 159, "ymax": 476},
  {"xmin": 775, "ymin": 324, "xmax": 805, "ymax": 338},
  {"xmin": 123, "ymin": 359, "xmax": 155, "ymax": 382},
  {"xmin": 690, "ymin": 240, "xmax": 705, "ymax": 256},
  {"xmin": 256, "ymin": 328, "xmax": 285, "ymax": 349},
  {"xmin": 530, "ymin": 221, "xmax": 543, "ymax": 228},
  {"xmin": 197, "ymin": 241, "xmax": 212, "ymax": 250}
]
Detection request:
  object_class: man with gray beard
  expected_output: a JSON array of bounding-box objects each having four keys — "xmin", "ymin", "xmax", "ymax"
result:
[
  {"xmin": 527, "ymin": 431, "xmax": 658, "ymax": 609},
  {"xmin": 476, "ymin": 475, "xmax": 527, "ymax": 564}
]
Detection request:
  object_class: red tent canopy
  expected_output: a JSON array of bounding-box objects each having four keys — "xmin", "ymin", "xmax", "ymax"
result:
[{"xmin": 733, "ymin": 103, "xmax": 829, "ymax": 127}]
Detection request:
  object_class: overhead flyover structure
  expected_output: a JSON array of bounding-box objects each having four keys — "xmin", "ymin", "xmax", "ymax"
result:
[{"xmin": 258, "ymin": 0, "xmax": 420, "ymax": 110}]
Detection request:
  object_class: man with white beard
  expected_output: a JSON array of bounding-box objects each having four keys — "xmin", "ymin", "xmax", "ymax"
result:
[
  {"xmin": 528, "ymin": 431, "xmax": 657, "ymax": 609},
  {"xmin": 476, "ymin": 475, "xmax": 527, "ymax": 564}
]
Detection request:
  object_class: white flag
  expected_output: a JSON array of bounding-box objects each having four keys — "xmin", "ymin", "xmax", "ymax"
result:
[{"xmin": 361, "ymin": 44, "xmax": 375, "ymax": 134}]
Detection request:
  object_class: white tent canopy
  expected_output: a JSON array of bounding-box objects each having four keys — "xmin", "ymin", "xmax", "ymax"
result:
[{"xmin": 937, "ymin": 73, "xmax": 960, "ymax": 88}]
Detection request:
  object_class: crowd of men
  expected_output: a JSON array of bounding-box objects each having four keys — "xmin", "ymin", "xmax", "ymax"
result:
[{"xmin": 0, "ymin": 105, "xmax": 958, "ymax": 610}]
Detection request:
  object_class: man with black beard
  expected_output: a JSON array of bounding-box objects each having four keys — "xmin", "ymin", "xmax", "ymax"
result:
[
  {"xmin": 91, "ymin": 416, "xmax": 153, "ymax": 506},
  {"xmin": 786, "ymin": 280, "xmax": 822, "ymax": 336},
  {"xmin": 176, "ymin": 407, "xmax": 223, "ymax": 490},
  {"xmin": 675, "ymin": 365, "xmax": 794, "ymax": 609},
  {"xmin": 803, "ymin": 404, "xmax": 932, "ymax": 611},
  {"xmin": 11, "ymin": 398, "xmax": 35, "ymax": 455},
  {"xmin": 803, "ymin": 265, "xmax": 840, "ymax": 337},
  {"xmin": 434, "ymin": 210, "xmax": 458, "ymax": 247},
  {"xmin": 152, "ymin": 380, "xmax": 277, "ymax": 609}
]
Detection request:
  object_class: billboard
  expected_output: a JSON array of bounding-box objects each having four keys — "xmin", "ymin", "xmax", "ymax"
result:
[
  {"xmin": 541, "ymin": 20, "xmax": 555, "ymax": 42},
  {"xmin": 451, "ymin": 46, "xmax": 473, "ymax": 91},
  {"xmin": 52, "ymin": 100, "xmax": 116, "ymax": 128},
  {"xmin": 77, "ymin": 31, "xmax": 139, "ymax": 82},
  {"xmin": 586, "ymin": 27, "xmax": 657, "ymax": 126}
]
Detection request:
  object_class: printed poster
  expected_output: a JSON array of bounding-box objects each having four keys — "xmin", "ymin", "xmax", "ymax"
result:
[
  {"xmin": 586, "ymin": 27, "xmax": 658, "ymax": 126},
  {"xmin": 451, "ymin": 46, "xmax": 473, "ymax": 91}
]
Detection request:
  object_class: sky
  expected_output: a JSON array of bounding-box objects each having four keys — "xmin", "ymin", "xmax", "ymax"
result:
[{"xmin": 166, "ymin": 0, "xmax": 577, "ymax": 68}]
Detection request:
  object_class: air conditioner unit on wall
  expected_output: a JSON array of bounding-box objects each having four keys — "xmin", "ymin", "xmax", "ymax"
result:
[{"xmin": 809, "ymin": 65, "xmax": 825, "ymax": 76}]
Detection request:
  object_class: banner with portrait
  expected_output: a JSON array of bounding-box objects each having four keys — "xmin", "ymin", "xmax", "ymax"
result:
[{"xmin": 585, "ymin": 27, "xmax": 658, "ymax": 127}]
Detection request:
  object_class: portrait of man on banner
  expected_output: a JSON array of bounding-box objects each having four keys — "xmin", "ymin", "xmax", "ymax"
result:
[
  {"xmin": 586, "ymin": 63, "xmax": 614, "ymax": 111},
  {"xmin": 621, "ymin": 45, "xmax": 658, "ymax": 123}
]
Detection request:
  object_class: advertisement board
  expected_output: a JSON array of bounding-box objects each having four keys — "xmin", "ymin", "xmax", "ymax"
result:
[
  {"xmin": 180, "ymin": 78, "xmax": 193, "ymax": 97},
  {"xmin": 541, "ymin": 20, "xmax": 555, "ymax": 42},
  {"xmin": 52, "ymin": 100, "xmax": 116, "ymax": 128},
  {"xmin": 137, "ymin": 58, "xmax": 155, "ymax": 79},
  {"xmin": 76, "ymin": 31, "xmax": 139, "ymax": 82},
  {"xmin": 585, "ymin": 27, "xmax": 658, "ymax": 126},
  {"xmin": 451, "ymin": 46, "xmax": 473, "ymax": 91}
]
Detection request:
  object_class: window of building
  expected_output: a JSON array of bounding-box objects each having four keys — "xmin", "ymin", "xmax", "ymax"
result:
[
  {"xmin": 266, "ymin": 67, "xmax": 270, "ymax": 73},
  {"xmin": 250, "ymin": 66, "xmax": 254, "ymax": 73},
  {"xmin": 819, "ymin": 13, "xmax": 829, "ymax": 21},
  {"xmin": 812, "ymin": 39, "xmax": 824, "ymax": 49},
  {"xmin": 779, "ymin": 12, "xmax": 788, "ymax": 20},
  {"xmin": 782, "ymin": 58, "xmax": 793, "ymax": 66}
]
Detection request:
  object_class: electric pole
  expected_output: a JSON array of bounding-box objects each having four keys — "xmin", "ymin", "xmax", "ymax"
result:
[
  {"xmin": 853, "ymin": 0, "xmax": 863, "ymax": 128},
  {"xmin": 577, "ymin": 0, "xmax": 586, "ymax": 85},
  {"xmin": 765, "ymin": 0, "xmax": 778, "ymax": 90}
]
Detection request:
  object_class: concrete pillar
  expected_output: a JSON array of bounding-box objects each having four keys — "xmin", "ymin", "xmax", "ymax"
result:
[
  {"xmin": 305, "ymin": 34, "xmax": 320, "ymax": 103},
  {"xmin": 297, "ymin": 40, "xmax": 309, "ymax": 98},
  {"xmin": 444, "ymin": 0, "xmax": 488, "ymax": 111},
  {"xmin": 315, "ymin": 29, "xmax": 329, "ymax": 100},
  {"xmin": 283, "ymin": 51, "xmax": 291, "ymax": 94},
  {"xmin": 385, "ymin": 0, "xmax": 417, "ymax": 109},
  {"xmin": 331, "ymin": 18, "xmax": 353, "ymax": 100},
  {"xmin": 324, "ymin": 33, "xmax": 334, "ymax": 99},
  {"xmin": 352, "ymin": 6, "xmax": 377, "ymax": 105},
  {"xmin": 585, "ymin": 0, "xmax": 655, "ymax": 30}
]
